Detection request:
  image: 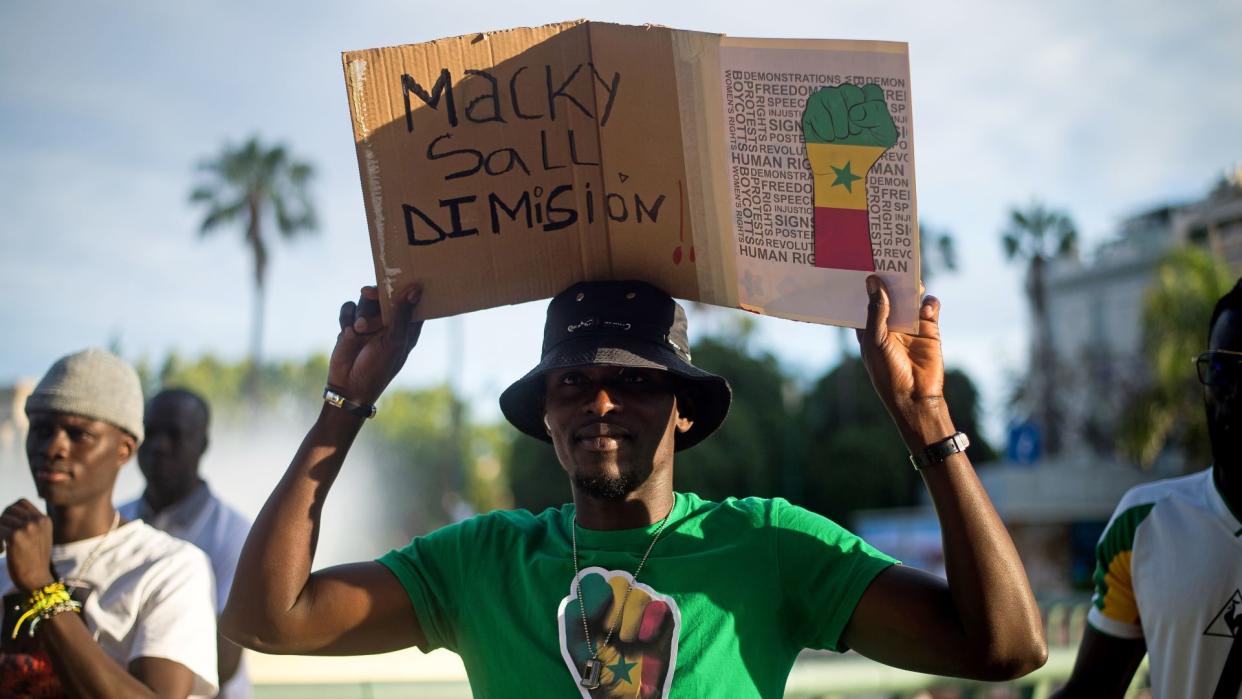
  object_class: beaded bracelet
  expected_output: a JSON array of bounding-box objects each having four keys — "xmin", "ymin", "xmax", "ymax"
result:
[
  {"xmin": 10, "ymin": 581, "xmax": 81, "ymax": 639},
  {"xmin": 28, "ymin": 599, "xmax": 83, "ymax": 637}
]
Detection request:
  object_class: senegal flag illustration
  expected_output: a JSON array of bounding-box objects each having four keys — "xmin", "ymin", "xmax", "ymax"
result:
[
  {"xmin": 802, "ymin": 83, "xmax": 898, "ymax": 271},
  {"xmin": 560, "ymin": 569, "xmax": 680, "ymax": 699}
]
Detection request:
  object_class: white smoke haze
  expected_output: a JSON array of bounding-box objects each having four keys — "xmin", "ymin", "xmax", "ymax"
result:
[
  {"xmin": 184, "ymin": 409, "xmax": 407, "ymax": 566},
  {"xmin": 1, "ymin": 405, "xmax": 410, "ymax": 568}
]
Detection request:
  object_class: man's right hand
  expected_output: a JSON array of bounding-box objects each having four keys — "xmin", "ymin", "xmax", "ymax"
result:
[
  {"xmin": 326, "ymin": 284, "xmax": 424, "ymax": 406},
  {"xmin": 0, "ymin": 499, "xmax": 55, "ymax": 592}
]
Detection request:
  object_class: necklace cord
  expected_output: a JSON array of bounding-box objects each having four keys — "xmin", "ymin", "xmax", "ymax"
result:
[
  {"xmin": 571, "ymin": 505, "xmax": 673, "ymax": 664},
  {"xmin": 64, "ymin": 511, "xmax": 121, "ymax": 586}
]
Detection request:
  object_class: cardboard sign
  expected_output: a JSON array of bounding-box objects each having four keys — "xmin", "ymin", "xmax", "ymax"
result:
[{"xmin": 343, "ymin": 20, "xmax": 920, "ymax": 330}]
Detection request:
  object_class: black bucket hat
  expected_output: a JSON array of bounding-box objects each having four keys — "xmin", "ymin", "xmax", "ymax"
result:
[{"xmin": 499, "ymin": 280, "xmax": 732, "ymax": 451}]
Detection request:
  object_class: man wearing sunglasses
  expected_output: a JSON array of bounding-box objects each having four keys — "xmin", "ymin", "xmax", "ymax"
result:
[{"xmin": 1057, "ymin": 279, "xmax": 1242, "ymax": 698}]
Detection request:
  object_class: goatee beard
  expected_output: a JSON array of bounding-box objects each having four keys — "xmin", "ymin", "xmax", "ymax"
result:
[{"xmin": 575, "ymin": 470, "xmax": 647, "ymax": 501}]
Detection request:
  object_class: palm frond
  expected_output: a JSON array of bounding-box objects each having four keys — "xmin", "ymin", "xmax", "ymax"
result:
[
  {"xmin": 188, "ymin": 186, "xmax": 216, "ymax": 204},
  {"xmin": 287, "ymin": 162, "xmax": 314, "ymax": 185},
  {"xmin": 936, "ymin": 234, "xmax": 958, "ymax": 271},
  {"xmin": 1002, "ymin": 233, "xmax": 1021, "ymax": 260},
  {"xmin": 264, "ymin": 145, "xmax": 288, "ymax": 173},
  {"xmin": 1002, "ymin": 200, "xmax": 1079, "ymax": 262},
  {"xmin": 1057, "ymin": 229, "xmax": 1078, "ymax": 257},
  {"xmin": 199, "ymin": 199, "xmax": 247, "ymax": 235},
  {"xmin": 271, "ymin": 191, "xmax": 317, "ymax": 237}
]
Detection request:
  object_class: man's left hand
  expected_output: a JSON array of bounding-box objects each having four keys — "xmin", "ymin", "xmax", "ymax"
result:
[
  {"xmin": 0, "ymin": 499, "xmax": 56, "ymax": 592},
  {"xmin": 856, "ymin": 275, "xmax": 955, "ymax": 450}
]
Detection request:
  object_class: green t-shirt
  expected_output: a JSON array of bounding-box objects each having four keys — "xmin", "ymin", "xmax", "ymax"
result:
[{"xmin": 378, "ymin": 492, "xmax": 896, "ymax": 698}]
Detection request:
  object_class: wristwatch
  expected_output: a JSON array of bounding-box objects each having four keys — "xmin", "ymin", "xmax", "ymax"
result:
[
  {"xmin": 909, "ymin": 431, "xmax": 969, "ymax": 470},
  {"xmin": 323, "ymin": 388, "xmax": 377, "ymax": 419}
]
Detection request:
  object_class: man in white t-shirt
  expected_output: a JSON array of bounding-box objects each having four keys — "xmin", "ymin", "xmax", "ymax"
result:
[
  {"xmin": 0, "ymin": 348, "xmax": 218, "ymax": 698},
  {"xmin": 1056, "ymin": 279, "xmax": 1242, "ymax": 698},
  {"xmin": 122, "ymin": 388, "xmax": 254, "ymax": 698}
]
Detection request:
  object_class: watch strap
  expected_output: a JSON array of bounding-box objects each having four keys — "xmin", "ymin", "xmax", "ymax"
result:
[
  {"xmin": 909, "ymin": 431, "xmax": 969, "ymax": 470},
  {"xmin": 323, "ymin": 388, "xmax": 377, "ymax": 419}
]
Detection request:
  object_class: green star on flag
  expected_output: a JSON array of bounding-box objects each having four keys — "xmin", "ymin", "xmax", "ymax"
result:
[
  {"xmin": 608, "ymin": 655, "xmax": 638, "ymax": 684},
  {"xmin": 830, "ymin": 161, "xmax": 862, "ymax": 192}
]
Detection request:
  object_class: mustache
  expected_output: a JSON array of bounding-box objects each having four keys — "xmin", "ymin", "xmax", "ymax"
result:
[{"xmin": 573, "ymin": 421, "xmax": 631, "ymax": 439}]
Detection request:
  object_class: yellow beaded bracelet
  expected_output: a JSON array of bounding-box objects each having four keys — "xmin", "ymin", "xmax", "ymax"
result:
[
  {"xmin": 28, "ymin": 599, "xmax": 83, "ymax": 636},
  {"xmin": 11, "ymin": 581, "xmax": 77, "ymax": 640}
]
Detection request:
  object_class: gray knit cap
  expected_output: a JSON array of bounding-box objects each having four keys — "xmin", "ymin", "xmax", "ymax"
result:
[{"xmin": 25, "ymin": 348, "xmax": 145, "ymax": 443}]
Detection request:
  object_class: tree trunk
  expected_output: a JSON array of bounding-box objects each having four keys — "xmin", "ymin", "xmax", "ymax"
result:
[
  {"xmin": 246, "ymin": 195, "xmax": 267, "ymax": 397},
  {"xmin": 250, "ymin": 275, "xmax": 265, "ymax": 389},
  {"xmin": 1028, "ymin": 255, "xmax": 1062, "ymax": 455}
]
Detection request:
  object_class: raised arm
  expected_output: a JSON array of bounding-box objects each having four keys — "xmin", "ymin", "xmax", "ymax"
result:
[
  {"xmin": 220, "ymin": 284, "xmax": 429, "ymax": 655},
  {"xmin": 840, "ymin": 276, "xmax": 1047, "ymax": 680},
  {"xmin": 2, "ymin": 501, "xmax": 203, "ymax": 698}
]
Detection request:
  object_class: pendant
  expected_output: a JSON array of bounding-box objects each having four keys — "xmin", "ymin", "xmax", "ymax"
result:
[{"xmin": 581, "ymin": 657, "xmax": 604, "ymax": 689}]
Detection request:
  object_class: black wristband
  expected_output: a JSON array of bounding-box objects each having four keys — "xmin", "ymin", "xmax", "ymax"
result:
[{"xmin": 323, "ymin": 388, "xmax": 377, "ymax": 419}]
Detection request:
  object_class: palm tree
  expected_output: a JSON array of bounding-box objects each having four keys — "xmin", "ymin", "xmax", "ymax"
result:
[
  {"xmin": 1119, "ymin": 246, "xmax": 1233, "ymax": 469},
  {"xmin": 1001, "ymin": 201, "xmax": 1078, "ymax": 456},
  {"xmin": 189, "ymin": 137, "xmax": 317, "ymax": 378}
]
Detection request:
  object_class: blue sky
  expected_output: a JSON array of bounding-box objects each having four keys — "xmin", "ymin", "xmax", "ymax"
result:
[{"xmin": 3, "ymin": 0, "xmax": 1240, "ymax": 444}]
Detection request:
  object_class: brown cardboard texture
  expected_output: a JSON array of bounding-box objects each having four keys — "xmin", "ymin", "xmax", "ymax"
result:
[
  {"xmin": 343, "ymin": 21, "xmax": 705, "ymax": 321},
  {"xmin": 343, "ymin": 22, "xmax": 922, "ymax": 331}
]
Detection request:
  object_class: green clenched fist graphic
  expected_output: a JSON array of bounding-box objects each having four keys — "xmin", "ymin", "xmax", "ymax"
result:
[
  {"xmin": 802, "ymin": 82, "xmax": 898, "ymax": 271},
  {"xmin": 802, "ymin": 83, "xmax": 897, "ymax": 147}
]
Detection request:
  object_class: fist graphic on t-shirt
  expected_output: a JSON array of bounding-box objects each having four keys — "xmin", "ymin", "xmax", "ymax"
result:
[
  {"xmin": 559, "ymin": 568, "xmax": 681, "ymax": 699},
  {"xmin": 801, "ymin": 82, "xmax": 898, "ymax": 272}
]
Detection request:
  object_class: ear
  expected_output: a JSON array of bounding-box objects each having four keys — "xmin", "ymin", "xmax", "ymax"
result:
[
  {"xmin": 675, "ymin": 413, "xmax": 694, "ymax": 435},
  {"xmin": 536, "ymin": 385, "xmax": 550, "ymax": 435},
  {"xmin": 117, "ymin": 434, "xmax": 137, "ymax": 465},
  {"xmin": 674, "ymin": 391, "xmax": 695, "ymax": 435}
]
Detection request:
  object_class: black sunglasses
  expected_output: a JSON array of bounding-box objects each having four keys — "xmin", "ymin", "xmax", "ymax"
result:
[{"xmin": 1195, "ymin": 349, "xmax": 1242, "ymax": 387}]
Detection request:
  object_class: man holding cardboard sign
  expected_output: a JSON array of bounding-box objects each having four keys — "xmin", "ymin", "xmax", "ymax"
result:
[{"xmin": 222, "ymin": 275, "xmax": 1046, "ymax": 696}]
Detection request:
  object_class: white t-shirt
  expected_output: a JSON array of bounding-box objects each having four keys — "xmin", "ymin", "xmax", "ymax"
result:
[
  {"xmin": 1088, "ymin": 468, "xmax": 1242, "ymax": 699},
  {"xmin": 122, "ymin": 483, "xmax": 253, "ymax": 699},
  {"xmin": 0, "ymin": 519, "xmax": 219, "ymax": 698}
]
